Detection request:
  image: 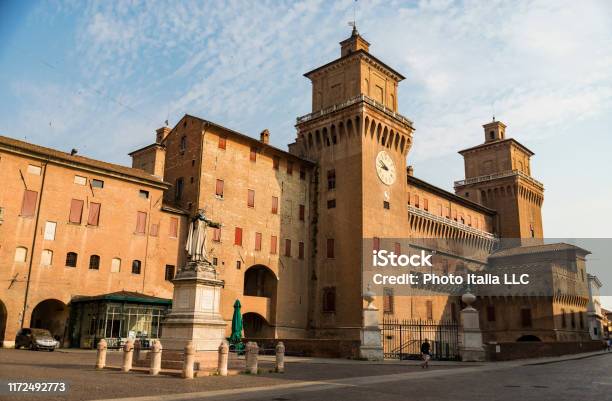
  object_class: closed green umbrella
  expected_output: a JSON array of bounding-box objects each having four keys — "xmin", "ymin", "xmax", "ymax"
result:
[{"xmin": 229, "ymin": 299, "xmax": 243, "ymax": 352}]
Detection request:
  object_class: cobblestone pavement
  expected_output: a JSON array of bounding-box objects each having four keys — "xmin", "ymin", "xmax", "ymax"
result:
[{"xmin": 0, "ymin": 348, "xmax": 466, "ymax": 401}]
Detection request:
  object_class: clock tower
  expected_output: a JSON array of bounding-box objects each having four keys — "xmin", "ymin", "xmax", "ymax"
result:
[{"xmin": 290, "ymin": 27, "xmax": 415, "ymax": 339}]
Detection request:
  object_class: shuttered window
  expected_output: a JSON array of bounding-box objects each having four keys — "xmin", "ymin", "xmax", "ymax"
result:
[
  {"xmin": 254, "ymin": 232, "xmax": 262, "ymax": 251},
  {"xmin": 247, "ymin": 189, "xmax": 255, "ymax": 207},
  {"xmin": 212, "ymin": 227, "xmax": 221, "ymax": 242},
  {"xmin": 234, "ymin": 227, "xmax": 242, "ymax": 246},
  {"xmin": 216, "ymin": 179, "xmax": 224, "ymax": 197},
  {"xmin": 383, "ymin": 288, "xmax": 394, "ymax": 314},
  {"xmin": 135, "ymin": 212, "xmax": 147, "ymax": 234},
  {"xmin": 218, "ymin": 136, "xmax": 226, "ymax": 149},
  {"xmin": 270, "ymin": 236, "xmax": 277, "ymax": 254},
  {"xmin": 169, "ymin": 217, "xmax": 178, "ymax": 238},
  {"xmin": 287, "ymin": 161, "xmax": 293, "ymax": 175},
  {"xmin": 271, "ymin": 196, "xmax": 279, "ymax": 214},
  {"xmin": 299, "ymin": 204, "xmax": 305, "ymax": 221},
  {"xmin": 69, "ymin": 199, "xmax": 84, "ymax": 224},
  {"xmin": 285, "ymin": 239, "xmax": 292, "ymax": 257},
  {"xmin": 87, "ymin": 202, "xmax": 101, "ymax": 226},
  {"xmin": 298, "ymin": 242, "xmax": 304, "ymax": 259},
  {"xmin": 44, "ymin": 221, "xmax": 56, "ymax": 240},
  {"xmin": 250, "ymin": 147, "xmax": 257, "ymax": 162},
  {"xmin": 150, "ymin": 223, "xmax": 159, "ymax": 237},
  {"xmin": 20, "ymin": 190, "xmax": 38, "ymax": 217}
]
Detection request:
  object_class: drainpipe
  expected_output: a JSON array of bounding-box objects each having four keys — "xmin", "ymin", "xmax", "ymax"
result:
[{"xmin": 21, "ymin": 159, "xmax": 49, "ymax": 328}]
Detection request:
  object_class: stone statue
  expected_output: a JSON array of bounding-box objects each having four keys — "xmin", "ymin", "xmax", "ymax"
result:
[{"xmin": 185, "ymin": 209, "xmax": 220, "ymax": 265}]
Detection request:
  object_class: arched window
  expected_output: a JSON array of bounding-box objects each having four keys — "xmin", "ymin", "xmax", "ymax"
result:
[
  {"xmin": 489, "ymin": 131, "xmax": 495, "ymax": 140},
  {"xmin": 111, "ymin": 257, "xmax": 121, "ymax": 273},
  {"xmin": 322, "ymin": 287, "xmax": 336, "ymax": 312},
  {"xmin": 89, "ymin": 255, "xmax": 100, "ymax": 270},
  {"xmin": 14, "ymin": 246, "xmax": 28, "ymax": 263},
  {"xmin": 41, "ymin": 249, "xmax": 53, "ymax": 266},
  {"xmin": 132, "ymin": 260, "xmax": 141, "ymax": 274},
  {"xmin": 65, "ymin": 252, "xmax": 78, "ymax": 267}
]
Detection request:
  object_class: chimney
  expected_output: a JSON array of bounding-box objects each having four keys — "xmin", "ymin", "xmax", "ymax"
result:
[
  {"xmin": 407, "ymin": 165, "xmax": 414, "ymax": 176},
  {"xmin": 260, "ymin": 129, "xmax": 270, "ymax": 144},
  {"xmin": 156, "ymin": 127, "xmax": 172, "ymax": 143}
]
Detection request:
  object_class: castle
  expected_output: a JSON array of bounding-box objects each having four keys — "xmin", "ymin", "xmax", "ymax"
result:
[{"xmin": 0, "ymin": 29, "xmax": 591, "ymax": 355}]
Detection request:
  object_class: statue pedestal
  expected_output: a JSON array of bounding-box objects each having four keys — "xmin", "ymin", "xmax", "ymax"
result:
[
  {"xmin": 160, "ymin": 262, "xmax": 227, "ymax": 371},
  {"xmin": 359, "ymin": 289, "xmax": 383, "ymax": 361},
  {"xmin": 459, "ymin": 293, "xmax": 486, "ymax": 362}
]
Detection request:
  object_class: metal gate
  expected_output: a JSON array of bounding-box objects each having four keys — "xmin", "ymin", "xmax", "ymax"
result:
[{"xmin": 382, "ymin": 317, "xmax": 460, "ymax": 360}]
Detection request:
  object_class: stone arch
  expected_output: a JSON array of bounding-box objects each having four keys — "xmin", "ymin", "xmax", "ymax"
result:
[
  {"xmin": 330, "ymin": 124, "xmax": 337, "ymax": 145},
  {"xmin": 364, "ymin": 117, "xmax": 370, "ymax": 138},
  {"xmin": 381, "ymin": 126, "xmax": 388, "ymax": 146},
  {"xmin": 516, "ymin": 335, "xmax": 541, "ymax": 342},
  {"xmin": 322, "ymin": 127, "xmax": 330, "ymax": 147},
  {"xmin": 308, "ymin": 132, "xmax": 313, "ymax": 149},
  {"xmin": 400, "ymin": 136, "xmax": 406, "ymax": 153},
  {"xmin": 354, "ymin": 116, "xmax": 360, "ymax": 136},
  {"xmin": 376, "ymin": 123, "xmax": 382, "ymax": 143},
  {"xmin": 338, "ymin": 122, "xmax": 345, "ymax": 142},
  {"xmin": 244, "ymin": 264, "xmax": 278, "ymax": 298},
  {"xmin": 369, "ymin": 119, "xmax": 376, "ymax": 139},
  {"xmin": 346, "ymin": 119, "xmax": 354, "ymax": 137},
  {"xmin": 315, "ymin": 130, "xmax": 322, "ymax": 149},
  {"xmin": 30, "ymin": 299, "xmax": 69, "ymax": 343},
  {"xmin": 242, "ymin": 312, "xmax": 273, "ymax": 338}
]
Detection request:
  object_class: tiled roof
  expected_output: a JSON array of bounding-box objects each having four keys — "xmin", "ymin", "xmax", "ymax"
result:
[
  {"xmin": 489, "ymin": 243, "xmax": 590, "ymax": 258},
  {"xmin": 0, "ymin": 135, "xmax": 168, "ymax": 188}
]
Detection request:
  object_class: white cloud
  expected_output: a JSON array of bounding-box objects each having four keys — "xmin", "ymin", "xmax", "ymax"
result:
[{"xmin": 8, "ymin": 0, "xmax": 612, "ymax": 169}]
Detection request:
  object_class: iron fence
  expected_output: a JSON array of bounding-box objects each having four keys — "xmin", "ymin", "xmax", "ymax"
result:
[{"xmin": 382, "ymin": 317, "xmax": 460, "ymax": 360}]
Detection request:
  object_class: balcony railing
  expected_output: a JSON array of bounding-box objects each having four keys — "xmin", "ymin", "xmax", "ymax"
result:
[
  {"xmin": 296, "ymin": 94, "xmax": 414, "ymax": 127},
  {"xmin": 454, "ymin": 169, "xmax": 544, "ymax": 190},
  {"xmin": 408, "ymin": 205, "xmax": 498, "ymax": 240}
]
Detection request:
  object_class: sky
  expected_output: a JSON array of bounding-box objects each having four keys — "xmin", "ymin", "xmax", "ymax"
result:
[{"xmin": 1, "ymin": 0, "xmax": 611, "ymax": 299}]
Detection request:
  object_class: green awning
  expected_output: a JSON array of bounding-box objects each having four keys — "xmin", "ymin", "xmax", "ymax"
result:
[{"xmin": 70, "ymin": 291, "xmax": 172, "ymax": 306}]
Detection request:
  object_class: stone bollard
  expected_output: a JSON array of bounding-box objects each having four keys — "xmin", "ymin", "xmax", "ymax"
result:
[
  {"xmin": 134, "ymin": 339, "xmax": 141, "ymax": 362},
  {"xmin": 182, "ymin": 341, "xmax": 195, "ymax": 379},
  {"xmin": 245, "ymin": 341, "xmax": 259, "ymax": 375},
  {"xmin": 218, "ymin": 340, "xmax": 229, "ymax": 376},
  {"xmin": 95, "ymin": 339, "xmax": 107, "ymax": 369},
  {"xmin": 275, "ymin": 342, "xmax": 285, "ymax": 373},
  {"xmin": 122, "ymin": 339, "xmax": 134, "ymax": 372},
  {"xmin": 149, "ymin": 340, "xmax": 163, "ymax": 376}
]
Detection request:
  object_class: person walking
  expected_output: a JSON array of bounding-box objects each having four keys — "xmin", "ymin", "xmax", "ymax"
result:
[{"xmin": 421, "ymin": 339, "xmax": 431, "ymax": 369}]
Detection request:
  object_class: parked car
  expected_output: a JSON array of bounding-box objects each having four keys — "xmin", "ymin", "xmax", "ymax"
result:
[{"xmin": 15, "ymin": 328, "xmax": 59, "ymax": 351}]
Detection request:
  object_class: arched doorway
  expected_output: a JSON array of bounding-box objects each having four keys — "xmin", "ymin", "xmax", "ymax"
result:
[
  {"xmin": 243, "ymin": 265, "xmax": 277, "ymax": 298},
  {"xmin": 516, "ymin": 335, "xmax": 541, "ymax": 342},
  {"xmin": 31, "ymin": 299, "xmax": 69, "ymax": 343},
  {"xmin": 243, "ymin": 312, "xmax": 273, "ymax": 338},
  {"xmin": 0, "ymin": 300, "xmax": 7, "ymax": 347}
]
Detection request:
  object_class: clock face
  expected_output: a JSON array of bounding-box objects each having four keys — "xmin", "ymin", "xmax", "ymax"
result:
[{"xmin": 376, "ymin": 151, "xmax": 396, "ymax": 185}]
